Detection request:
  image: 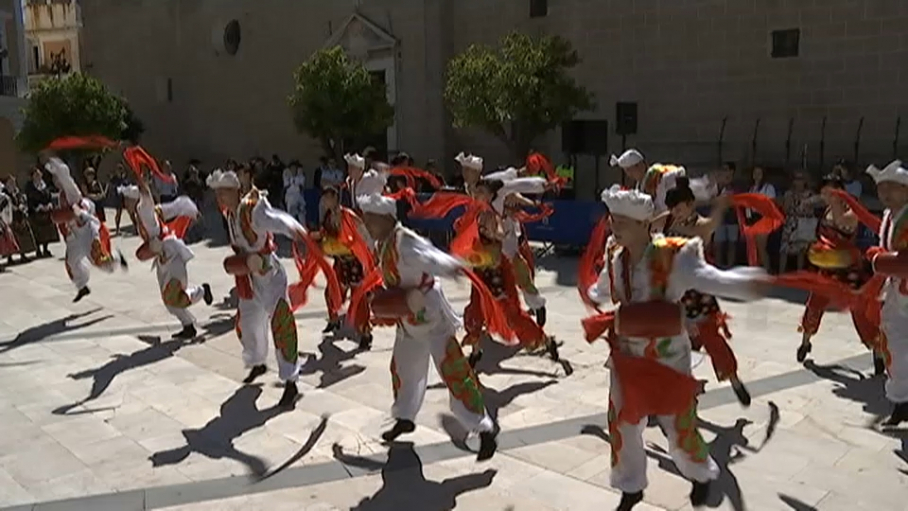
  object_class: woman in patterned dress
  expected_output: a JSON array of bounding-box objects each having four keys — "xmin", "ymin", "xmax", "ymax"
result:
[
  {"xmin": 778, "ymin": 171, "xmax": 822, "ymax": 273},
  {"xmin": 664, "ymin": 177, "xmax": 752, "ymax": 406},
  {"xmin": 796, "ymin": 175, "xmax": 883, "ymax": 373}
]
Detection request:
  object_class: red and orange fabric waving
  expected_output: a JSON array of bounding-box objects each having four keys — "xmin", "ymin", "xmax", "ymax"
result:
[
  {"xmin": 577, "ymin": 216, "xmax": 611, "ymax": 310},
  {"xmin": 582, "ymin": 312, "xmax": 699, "ymax": 424},
  {"xmin": 388, "ymin": 167, "xmax": 443, "ymax": 191},
  {"xmin": 124, "ymin": 145, "xmax": 175, "ymax": 184},
  {"xmin": 829, "ymin": 189, "xmax": 882, "ymax": 234},
  {"xmin": 512, "ymin": 202, "xmax": 554, "ymax": 224},
  {"xmin": 732, "ymin": 193, "xmax": 785, "ymax": 266},
  {"xmin": 46, "ymin": 135, "xmax": 118, "ymax": 151},
  {"xmin": 526, "ymin": 152, "xmax": 566, "ymax": 190},
  {"xmin": 337, "ymin": 208, "xmax": 376, "ymax": 275},
  {"xmin": 288, "ymin": 233, "xmax": 343, "ymax": 314},
  {"xmin": 409, "ymin": 192, "xmax": 475, "ymax": 219}
]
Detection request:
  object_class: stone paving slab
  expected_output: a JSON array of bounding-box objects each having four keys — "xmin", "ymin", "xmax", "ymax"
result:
[{"xmin": 1, "ymin": 213, "xmax": 907, "ymax": 510}]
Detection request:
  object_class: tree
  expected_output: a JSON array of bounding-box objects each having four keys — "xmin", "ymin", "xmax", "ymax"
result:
[
  {"xmin": 445, "ymin": 32, "xmax": 595, "ymax": 159},
  {"xmin": 17, "ymin": 73, "xmax": 127, "ymax": 154},
  {"xmin": 119, "ymin": 100, "xmax": 145, "ymax": 144},
  {"xmin": 288, "ymin": 46, "xmax": 394, "ymax": 161}
]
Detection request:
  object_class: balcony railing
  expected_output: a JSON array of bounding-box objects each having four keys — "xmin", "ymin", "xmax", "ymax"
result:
[{"xmin": 0, "ymin": 76, "xmax": 18, "ymax": 97}]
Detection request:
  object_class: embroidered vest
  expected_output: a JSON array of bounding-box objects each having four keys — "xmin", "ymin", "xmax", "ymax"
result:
[{"xmin": 640, "ymin": 164, "xmax": 682, "ymax": 197}]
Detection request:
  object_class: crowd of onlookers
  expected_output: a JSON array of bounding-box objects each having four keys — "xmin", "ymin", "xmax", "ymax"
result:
[{"xmin": 0, "ymin": 146, "xmax": 878, "ymax": 275}]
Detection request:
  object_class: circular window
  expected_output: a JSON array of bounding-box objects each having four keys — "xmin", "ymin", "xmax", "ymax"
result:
[{"xmin": 223, "ymin": 20, "xmax": 241, "ymax": 56}]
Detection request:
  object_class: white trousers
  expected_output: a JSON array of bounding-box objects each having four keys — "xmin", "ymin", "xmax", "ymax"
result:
[
  {"xmin": 236, "ymin": 261, "xmax": 301, "ymax": 382},
  {"xmin": 64, "ymin": 228, "xmax": 114, "ymax": 290},
  {"xmin": 389, "ymin": 287, "xmax": 493, "ymax": 433},
  {"xmin": 285, "ymin": 194, "xmax": 307, "ymax": 226},
  {"xmin": 156, "ymin": 256, "xmax": 204, "ymax": 327},
  {"xmin": 881, "ymin": 286, "xmax": 908, "ymax": 403}
]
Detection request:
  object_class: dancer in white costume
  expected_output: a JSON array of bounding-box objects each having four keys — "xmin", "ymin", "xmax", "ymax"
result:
[
  {"xmin": 43, "ymin": 153, "xmax": 127, "ymax": 302},
  {"xmin": 865, "ymin": 160, "xmax": 908, "ymax": 427},
  {"xmin": 356, "ymin": 171, "xmax": 498, "ymax": 461},
  {"xmin": 119, "ymin": 174, "xmax": 212, "ymax": 339},
  {"xmin": 208, "ymin": 169, "xmax": 305, "ymax": 407},
  {"xmin": 586, "ymin": 185, "xmax": 767, "ymax": 510}
]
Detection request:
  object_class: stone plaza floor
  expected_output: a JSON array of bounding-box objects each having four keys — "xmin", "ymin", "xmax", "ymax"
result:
[{"xmin": 1, "ymin": 216, "xmax": 907, "ymax": 510}]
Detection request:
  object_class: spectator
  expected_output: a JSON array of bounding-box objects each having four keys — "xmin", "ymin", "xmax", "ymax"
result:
[
  {"xmin": 778, "ymin": 170, "xmax": 821, "ymax": 273},
  {"xmin": 747, "ymin": 166, "xmax": 776, "ymax": 272},
  {"xmin": 266, "ymin": 154, "xmax": 286, "ymax": 209},
  {"xmin": 283, "ymin": 160, "xmax": 307, "ymax": 225},
  {"xmin": 25, "ymin": 166, "xmax": 59, "ymax": 257},
  {"xmin": 154, "ymin": 160, "xmax": 180, "ymax": 203},
  {"xmin": 109, "ymin": 163, "xmax": 130, "ymax": 235},
  {"xmin": 81, "ymin": 167, "xmax": 108, "ymax": 224},
  {"xmin": 712, "ymin": 162, "xmax": 739, "ymax": 266},
  {"xmin": 314, "ymin": 156, "xmax": 344, "ymax": 190},
  {"xmin": 238, "ymin": 163, "xmax": 255, "ymax": 194},
  {"xmin": 4, "ymin": 176, "xmax": 37, "ymax": 262},
  {"xmin": 183, "ymin": 160, "xmax": 205, "ymax": 206}
]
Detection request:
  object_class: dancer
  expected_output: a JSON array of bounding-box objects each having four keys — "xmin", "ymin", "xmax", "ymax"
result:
[
  {"xmin": 664, "ymin": 177, "xmax": 752, "ymax": 406},
  {"xmin": 865, "ymin": 161, "xmax": 908, "ymax": 426},
  {"xmin": 355, "ymin": 175, "xmax": 499, "ymax": 460},
  {"xmin": 313, "ymin": 185, "xmax": 375, "ymax": 350},
  {"xmin": 119, "ymin": 173, "xmax": 213, "ymax": 339},
  {"xmin": 797, "ymin": 174, "xmax": 883, "ymax": 373},
  {"xmin": 43, "ymin": 153, "xmax": 127, "ymax": 302},
  {"xmin": 0, "ymin": 184, "xmax": 18, "ymax": 270},
  {"xmin": 455, "ymin": 152, "xmax": 483, "ymax": 196},
  {"xmin": 585, "ymin": 185, "xmax": 766, "ymax": 510},
  {"xmin": 208, "ymin": 169, "xmax": 307, "ymax": 407},
  {"xmin": 501, "ymin": 191, "xmax": 547, "ymax": 326},
  {"xmin": 610, "ymin": 149, "xmax": 686, "ymax": 215}
]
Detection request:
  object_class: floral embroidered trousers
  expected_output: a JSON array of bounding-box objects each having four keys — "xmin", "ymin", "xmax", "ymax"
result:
[
  {"xmin": 607, "ymin": 345, "xmax": 718, "ymax": 493},
  {"xmin": 235, "ymin": 262, "xmax": 301, "ymax": 382},
  {"xmin": 389, "ymin": 307, "xmax": 493, "ymax": 433},
  {"xmin": 156, "ymin": 255, "xmax": 205, "ymax": 327}
]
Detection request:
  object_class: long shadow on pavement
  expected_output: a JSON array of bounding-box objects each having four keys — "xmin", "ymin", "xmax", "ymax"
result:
[
  {"xmin": 149, "ymin": 384, "xmax": 293, "ymax": 478},
  {"xmin": 299, "ymin": 335, "xmax": 366, "ymax": 389},
  {"xmin": 779, "ymin": 494, "xmax": 819, "ymax": 510},
  {"xmin": 802, "ymin": 360, "xmax": 889, "ymax": 419},
  {"xmin": 53, "ymin": 335, "xmax": 192, "ymax": 415},
  {"xmin": 333, "ymin": 441, "xmax": 496, "ymax": 510},
  {"xmin": 580, "ymin": 404, "xmax": 781, "ymax": 511},
  {"xmin": 471, "ymin": 338, "xmax": 559, "ymax": 379},
  {"xmin": 0, "ymin": 308, "xmax": 111, "ymax": 354}
]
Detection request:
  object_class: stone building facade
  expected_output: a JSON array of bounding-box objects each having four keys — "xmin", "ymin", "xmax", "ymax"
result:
[{"xmin": 80, "ymin": 0, "xmax": 908, "ymax": 199}]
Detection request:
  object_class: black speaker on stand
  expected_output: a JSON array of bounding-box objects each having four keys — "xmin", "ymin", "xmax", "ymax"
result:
[{"xmin": 616, "ymin": 102, "xmax": 638, "ymax": 187}]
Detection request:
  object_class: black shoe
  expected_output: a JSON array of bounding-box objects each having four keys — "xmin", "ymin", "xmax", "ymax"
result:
[
  {"xmin": 477, "ymin": 430, "xmax": 498, "ymax": 461},
  {"xmin": 874, "ymin": 354, "xmax": 887, "ymax": 377},
  {"xmin": 535, "ymin": 306, "xmax": 547, "ymax": 328},
  {"xmin": 359, "ymin": 333, "xmax": 373, "ymax": 351},
  {"xmin": 616, "ymin": 491, "xmax": 644, "ymax": 511},
  {"xmin": 883, "ymin": 402, "xmax": 908, "ymax": 428},
  {"xmin": 322, "ymin": 320, "xmax": 340, "ymax": 334},
  {"xmin": 73, "ymin": 287, "xmax": 91, "ymax": 303},
  {"xmin": 202, "ymin": 284, "xmax": 213, "ymax": 306},
  {"xmin": 381, "ymin": 419, "xmax": 416, "ymax": 442},
  {"xmin": 468, "ymin": 349, "xmax": 483, "ymax": 369},
  {"xmin": 171, "ymin": 325, "xmax": 197, "ymax": 340},
  {"xmin": 242, "ymin": 364, "xmax": 267, "ymax": 384},
  {"xmin": 278, "ymin": 381, "xmax": 299, "ymax": 408},
  {"xmin": 732, "ymin": 380, "xmax": 752, "ymax": 407},
  {"xmin": 796, "ymin": 342, "xmax": 811, "ymax": 363},
  {"xmin": 118, "ymin": 251, "xmax": 129, "ymax": 271},
  {"xmin": 545, "ymin": 338, "xmax": 574, "ymax": 376},
  {"xmin": 690, "ymin": 481, "xmax": 710, "ymax": 507},
  {"xmin": 19, "ymin": 254, "xmax": 29, "ymax": 263}
]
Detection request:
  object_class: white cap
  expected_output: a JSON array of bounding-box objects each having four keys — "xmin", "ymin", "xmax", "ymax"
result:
[
  {"xmin": 344, "ymin": 153, "xmax": 366, "ymax": 169},
  {"xmin": 357, "ymin": 194, "xmax": 397, "ymax": 218},
  {"xmin": 455, "ymin": 152, "xmax": 483, "ymax": 171},
  {"xmin": 117, "ymin": 185, "xmax": 140, "ymax": 200},
  {"xmin": 686, "ymin": 176, "xmax": 718, "ymax": 202},
  {"xmin": 867, "ymin": 160, "xmax": 908, "ymax": 186},
  {"xmin": 601, "ymin": 184, "xmax": 654, "ymax": 221},
  {"xmin": 355, "ymin": 169, "xmax": 388, "ymax": 196},
  {"xmin": 206, "ymin": 169, "xmax": 241, "ymax": 189},
  {"xmin": 610, "ymin": 149, "xmax": 645, "ymax": 169}
]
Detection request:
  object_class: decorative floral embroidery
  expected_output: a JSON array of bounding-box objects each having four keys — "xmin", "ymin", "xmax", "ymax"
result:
[
  {"xmin": 390, "ymin": 357, "xmax": 401, "ymax": 400},
  {"xmin": 89, "ymin": 239, "xmax": 112, "ymax": 266},
  {"xmin": 270, "ymin": 299, "xmax": 298, "ymax": 364},
  {"xmin": 161, "ymin": 278, "xmax": 192, "ymax": 308},
  {"xmin": 439, "ymin": 337, "xmax": 484, "ymax": 414},
  {"xmin": 379, "ymin": 234, "xmax": 401, "ymax": 287},
  {"xmin": 239, "ymin": 191, "xmax": 260, "ymax": 247},
  {"xmin": 608, "ymin": 399, "xmax": 622, "ymax": 467},
  {"xmin": 674, "ymin": 399, "xmax": 709, "ymax": 463}
]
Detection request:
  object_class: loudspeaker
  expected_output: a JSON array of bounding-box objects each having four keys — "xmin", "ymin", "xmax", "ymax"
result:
[
  {"xmin": 583, "ymin": 120, "xmax": 609, "ymax": 155},
  {"xmin": 561, "ymin": 121, "xmax": 582, "ymax": 153},
  {"xmin": 616, "ymin": 102, "xmax": 638, "ymax": 135}
]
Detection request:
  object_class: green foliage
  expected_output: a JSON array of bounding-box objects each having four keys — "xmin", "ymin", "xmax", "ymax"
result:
[
  {"xmin": 17, "ymin": 73, "xmax": 128, "ymax": 153},
  {"xmin": 288, "ymin": 46, "xmax": 394, "ymax": 157},
  {"xmin": 119, "ymin": 100, "xmax": 145, "ymax": 143},
  {"xmin": 445, "ymin": 32, "xmax": 595, "ymax": 158}
]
